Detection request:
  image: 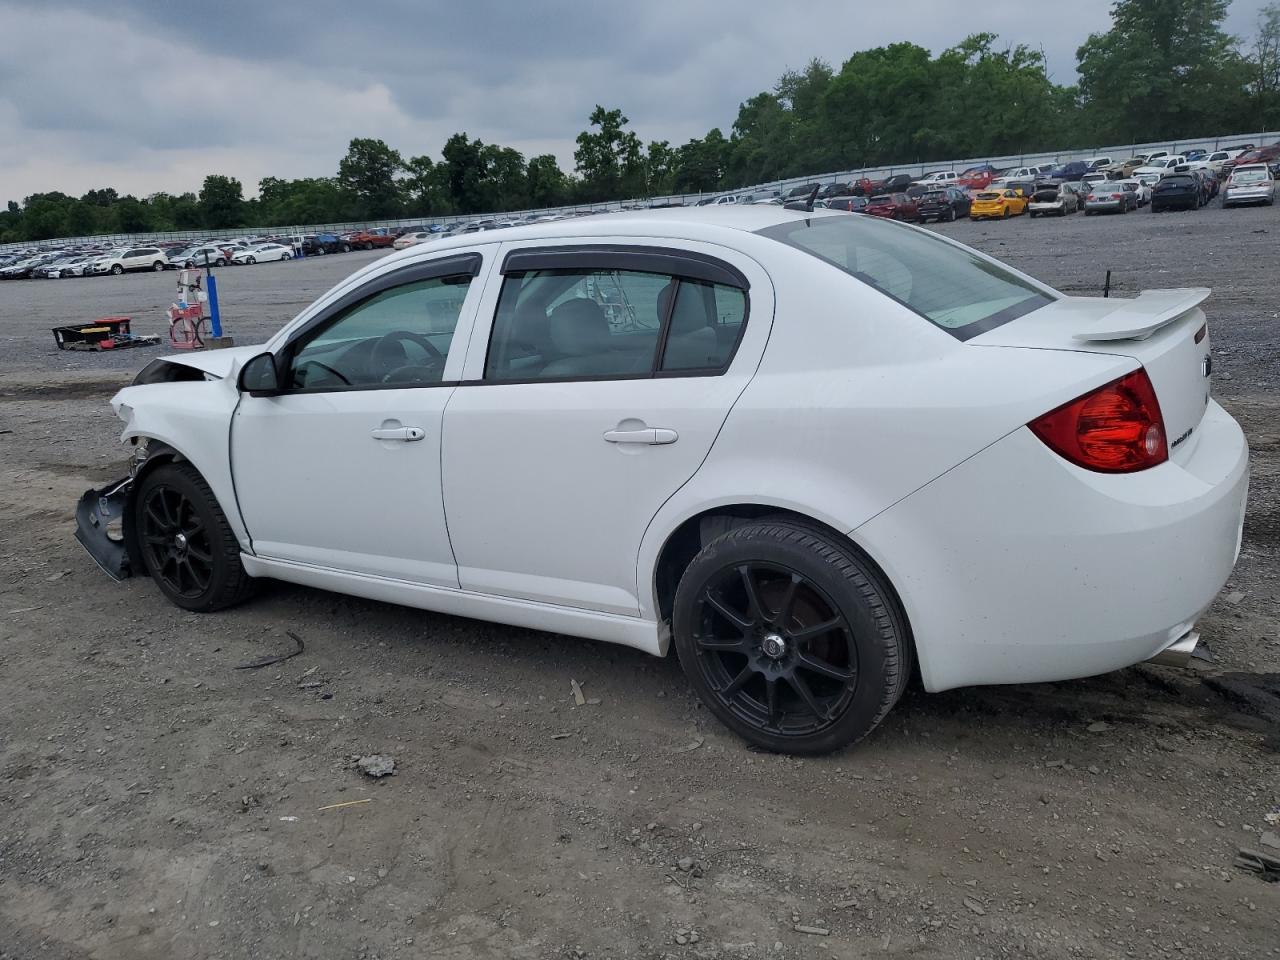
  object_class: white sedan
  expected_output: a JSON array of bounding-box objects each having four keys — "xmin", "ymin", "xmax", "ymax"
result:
[
  {"xmin": 231, "ymin": 243, "xmax": 293, "ymax": 265},
  {"xmin": 75, "ymin": 207, "xmax": 1248, "ymax": 754},
  {"xmin": 392, "ymin": 231, "xmax": 437, "ymax": 250}
]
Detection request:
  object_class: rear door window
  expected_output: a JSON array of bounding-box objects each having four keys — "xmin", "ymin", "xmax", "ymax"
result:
[{"xmin": 485, "ymin": 262, "xmax": 748, "ymax": 381}]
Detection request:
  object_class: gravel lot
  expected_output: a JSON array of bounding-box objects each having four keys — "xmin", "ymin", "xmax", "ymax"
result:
[{"xmin": 1, "ymin": 208, "xmax": 1278, "ymax": 960}]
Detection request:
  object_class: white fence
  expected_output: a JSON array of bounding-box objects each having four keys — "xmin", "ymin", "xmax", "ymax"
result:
[{"xmin": 3, "ymin": 128, "xmax": 1276, "ymax": 254}]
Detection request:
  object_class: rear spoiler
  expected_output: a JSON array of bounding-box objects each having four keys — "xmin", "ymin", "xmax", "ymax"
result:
[{"xmin": 1072, "ymin": 288, "xmax": 1210, "ymax": 343}]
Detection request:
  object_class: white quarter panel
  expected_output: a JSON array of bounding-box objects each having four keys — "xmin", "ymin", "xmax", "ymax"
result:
[
  {"xmin": 636, "ymin": 247, "xmax": 1134, "ymax": 621},
  {"xmin": 856, "ymin": 400, "xmax": 1248, "ymax": 691},
  {"xmin": 442, "ymin": 237, "xmax": 774, "ymax": 616}
]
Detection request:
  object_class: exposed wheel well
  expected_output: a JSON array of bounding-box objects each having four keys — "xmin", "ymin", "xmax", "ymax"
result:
[{"xmin": 651, "ymin": 506, "xmax": 915, "ymax": 665}]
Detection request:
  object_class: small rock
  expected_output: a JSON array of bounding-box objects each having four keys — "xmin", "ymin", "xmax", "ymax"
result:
[
  {"xmin": 691, "ymin": 822, "xmax": 703, "ymax": 832},
  {"xmin": 1155, "ymin": 737, "xmax": 1179, "ymax": 753},
  {"xmin": 1088, "ymin": 765, "xmax": 1101, "ymax": 775},
  {"xmin": 356, "ymin": 755, "xmax": 396, "ymax": 778},
  {"xmin": 484, "ymin": 696, "xmax": 503, "ymax": 709},
  {"xmin": 1045, "ymin": 759, "xmax": 1067, "ymax": 768},
  {"xmin": 570, "ymin": 679, "xmax": 586, "ymax": 706},
  {"xmin": 1087, "ymin": 721, "xmax": 1110, "ymax": 733},
  {"xmin": 963, "ymin": 896, "xmax": 986, "ymax": 916},
  {"xmin": 1224, "ymin": 591, "xmax": 1245, "ymax": 605},
  {"xmin": 794, "ymin": 924, "xmax": 830, "ymax": 936},
  {"xmin": 676, "ymin": 856, "xmax": 696, "ymax": 872},
  {"xmin": 1260, "ymin": 831, "xmax": 1280, "ymax": 851}
]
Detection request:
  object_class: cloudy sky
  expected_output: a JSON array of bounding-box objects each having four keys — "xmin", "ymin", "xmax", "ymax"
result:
[{"xmin": 0, "ymin": 0, "xmax": 1269, "ymax": 202}]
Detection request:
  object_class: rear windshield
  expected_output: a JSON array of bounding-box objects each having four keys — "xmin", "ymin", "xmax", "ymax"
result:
[{"xmin": 758, "ymin": 216, "xmax": 1054, "ymax": 341}]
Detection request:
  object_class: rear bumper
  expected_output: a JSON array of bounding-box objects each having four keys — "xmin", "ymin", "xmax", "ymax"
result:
[
  {"xmin": 1085, "ymin": 199, "xmax": 1124, "ymax": 211},
  {"xmin": 855, "ymin": 400, "xmax": 1249, "ymax": 691}
]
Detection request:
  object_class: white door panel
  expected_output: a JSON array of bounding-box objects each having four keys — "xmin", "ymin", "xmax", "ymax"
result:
[
  {"xmin": 232, "ymin": 389, "xmax": 457, "ymax": 584},
  {"xmin": 230, "ymin": 255, "xmax": 489, "ymax": 586},
  {"xmin": 443, "ymin": 238, "xmax": 774, "ymax": 615}
]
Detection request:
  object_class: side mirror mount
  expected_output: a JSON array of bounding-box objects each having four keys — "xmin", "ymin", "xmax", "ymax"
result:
[{"xmin": 237, "ymin": 352, "xmax": 282, "ymax": 396}]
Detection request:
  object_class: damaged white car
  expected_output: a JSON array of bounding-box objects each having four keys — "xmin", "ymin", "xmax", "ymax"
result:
[{"xmin": 77, "ymin": 207, "xmax": 1248, "ymax": 754}]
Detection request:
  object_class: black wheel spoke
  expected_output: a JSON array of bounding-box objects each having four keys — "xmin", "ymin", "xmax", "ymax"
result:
[
  {"xmin": 773, "ymin": 573, "xmax": 800, "ymax": 625},
  {"xmin": 702, "ymin": 589, "xmax": 753, "ymax": 632},
  {"xmin": 145, "ymin": 503, "xmax": 169, "ymax": 531},
  {"xmin": 738, "ymin": 565, "xmax": 766, "ymax": 622},
  {"xmin": 720, "ymin": 664, "xmax": 754, "ymax": 697},
  {"xmin": 797, "ymin": 653, "xmax": 854, "ymax": 682},
  {"xmin": 695, "ymin": 634, "xmax": 747, "ymax": 652},
  {"xmin": 787, "ymin": 672, "xmax": 829, "ymax": 721},
  {"xmin": 790, "ymin": 617, "xmax": 842, "ymax": 642},
  {"xmin": 186, "ymin": 543, "xmax": 213, "ymax": 564},
  {"xmin": 765, "ymin": 677, "xmax": 781, "ymax": 726}
]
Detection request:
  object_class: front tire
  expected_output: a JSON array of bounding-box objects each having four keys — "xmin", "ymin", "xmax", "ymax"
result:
[
  {"xmin": 111, "ymin": 264, "xmax": 124, "ymax": 275},
  {"xmin": 672, "ymin": 520, "xmax": 910, "ymax": 755},
  {"xmin": 152, "ymin": 261, "xmax": 164, "ymax": 271},
  {"xmin": 134, "ymin": 462, "xmax": 251, "ymax": 613},
  {"xmin": 246, "ymin": 256, "xmax": 256, "ymax": 264}
]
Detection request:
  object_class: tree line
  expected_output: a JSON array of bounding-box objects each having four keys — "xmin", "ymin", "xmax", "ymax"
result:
[{"xmin": 4, "ymin": 0, "xmax": 1278, "ymax": 243}]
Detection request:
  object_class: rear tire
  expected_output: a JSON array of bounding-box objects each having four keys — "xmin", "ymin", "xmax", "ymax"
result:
[
  {"xmin": 133, "ymin": 462, "xmax": 252, "ymax": 613},
  {"xmin": 672, "ymin": 520, "xmax": 911, "ymax": 755}
]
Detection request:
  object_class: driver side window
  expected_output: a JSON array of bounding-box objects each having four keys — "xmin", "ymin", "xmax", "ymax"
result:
[{"xmin": 289, "ymin": 274, "xmax": 472, "ymax": 390}]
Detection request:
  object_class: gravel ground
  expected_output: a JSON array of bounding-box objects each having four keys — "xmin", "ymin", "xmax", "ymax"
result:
[{"xmin": 1, "ymin": 206, "xmax": 1278, "ymax": 960}]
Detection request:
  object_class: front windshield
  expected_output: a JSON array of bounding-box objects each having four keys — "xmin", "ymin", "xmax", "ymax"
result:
[{"xmin": 758, "ymin": 215, "xmax": 1054, "ymax": 341}]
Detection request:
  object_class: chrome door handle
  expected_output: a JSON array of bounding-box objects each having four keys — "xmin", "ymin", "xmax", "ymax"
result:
[
  {"xmin": 603, "ymin": 427, "xmax": 678, "ymax": 445},
  {"xmin": 370, "ymin": 426, "xmax": 425, "ymax": 442}
]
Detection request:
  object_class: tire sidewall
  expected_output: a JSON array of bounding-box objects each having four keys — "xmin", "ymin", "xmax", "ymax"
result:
[
  {"xmin": 133, "ymin": 463, "xmax": 245, "ymax": 612},
  {"xmin": 672, "ymin": 522, "xmax": 905, "ymax": 754}
]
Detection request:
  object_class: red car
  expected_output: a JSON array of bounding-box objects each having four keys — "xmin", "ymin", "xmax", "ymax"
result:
[
  {"xmin": 865, "ymin": 192, "xmax": 919, "ymax": 221},
  {"xmin": 1221, "ymin": 142, "xmax": 1280, "ymax": 178},
  {"xmin": 956, "ymin": 164, "xmax": 1000, "ymax": 190},
  {"xmin": 348, "ymin": 227, "xmax": 396, "ymax": 250}
]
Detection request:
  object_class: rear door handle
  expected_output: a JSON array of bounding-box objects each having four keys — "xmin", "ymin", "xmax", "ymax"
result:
[
  {"xmin": 603, "ymin": 427, "xmax": 678, "ymax": 445},
  {"xmin": 370, "ymin": 426, "xmax": 425, "ymax": 442}
]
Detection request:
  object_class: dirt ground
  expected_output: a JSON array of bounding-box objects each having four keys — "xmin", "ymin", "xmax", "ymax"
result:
[{"xmin": 1, "ymin": 208, "xmax": 1278, "ymax": 960}]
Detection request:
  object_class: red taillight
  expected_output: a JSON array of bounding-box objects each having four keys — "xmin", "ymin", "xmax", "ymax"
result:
[
  {"xmin": 1028, "ymin": 369, "xmax": 1168, "ymax": 473},
  {"xmin": 1110, "ymin": 193, "xmax": 1123, "ymax": 200}
]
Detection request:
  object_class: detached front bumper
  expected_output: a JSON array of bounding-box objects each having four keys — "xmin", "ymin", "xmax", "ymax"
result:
[{"xmin": 74, "ymin": 477, "xmax": 134, "ymax": 580}]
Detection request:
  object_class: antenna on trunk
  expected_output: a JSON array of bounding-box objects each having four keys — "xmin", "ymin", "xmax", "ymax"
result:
[
  {"xmin": 1103, "ymin": 270, "xmax": 1112, "ymax": 298},
  {"xmin": 783, "ymin": 185, "xmax": 821, "ymax": 213}
]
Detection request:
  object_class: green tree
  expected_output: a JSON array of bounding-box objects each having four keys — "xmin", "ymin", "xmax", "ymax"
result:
[
  {"xmin": 672, "ymin": 129, "xmax": 729, "ymax": 192},
  {"xmin": 402, "ymin": 156, "xmax": 453, "ymax": 216},
  {"xmin": 198, "ymin": 174, "xmax": 245, "ymax": 229},
  {"xmin": 337, "ymin": 137, "xmax": 404, "ymax": 218},
  {"xmin": 1248, "ymin": 2, "xmax": 1280, "ymax": 131},
  {"xmin": 574, "ymin": 106, "xmax": 645, "ymax": 201},
  {"xmin": 526, "ymin": 154, "xmax": 569, "ymax": 207},
  {"xmin": 1076, "ymin": 0, "xmax": 1250, "ymax": 143}
]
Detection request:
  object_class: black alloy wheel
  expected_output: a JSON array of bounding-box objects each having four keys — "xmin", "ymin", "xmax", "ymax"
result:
[
  {"xmin": 134, "ymin": 462, "xmax": 251, "ymax": 612},
  {"xmin": 139, "ymin": 480, "xmax": 214, "ymax": 601},
  {"xmin": 673, "ymin": 520, "xmax": 910, "ymax": 754}
]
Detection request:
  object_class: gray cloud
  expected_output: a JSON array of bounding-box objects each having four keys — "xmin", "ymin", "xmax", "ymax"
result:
[{"xmin": 0, "ymin": 0, "xmax": 1269, "ymax": 202}]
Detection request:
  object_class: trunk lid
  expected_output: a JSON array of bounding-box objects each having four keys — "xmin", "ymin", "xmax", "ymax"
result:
[{"xmin": 969, "ymin": 290, "xmax": 1214, "ymax": 464}]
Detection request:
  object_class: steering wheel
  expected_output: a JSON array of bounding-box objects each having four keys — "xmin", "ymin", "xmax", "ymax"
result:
[
  {"xmin": 372, "ymin": 330, "xmax": 444, "ymax": 384},
  {"xmin": 294, "ymin": 359, "xmax": 351, "ymax": 386}
]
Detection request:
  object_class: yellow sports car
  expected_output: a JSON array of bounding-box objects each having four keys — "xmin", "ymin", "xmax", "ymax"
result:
[{"xmin": 969, "ymin": 188, "xmax": 1028, "ymax": 220}]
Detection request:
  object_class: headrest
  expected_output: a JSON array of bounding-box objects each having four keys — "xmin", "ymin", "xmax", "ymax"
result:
[{"xmin": 548, "ymin": 298, "xmax": 612, "ymax": 355}]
